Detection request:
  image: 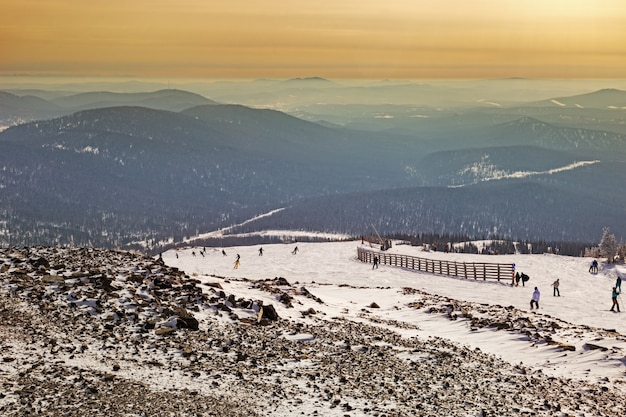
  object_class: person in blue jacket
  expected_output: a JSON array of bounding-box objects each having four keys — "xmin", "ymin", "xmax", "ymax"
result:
[{"xmin": 610, "ymin": 287, "xmax": 620, "ymax": 312}]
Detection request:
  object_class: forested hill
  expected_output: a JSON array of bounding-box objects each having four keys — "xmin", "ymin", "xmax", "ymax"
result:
[{"xmin": 1, "ymin": 86, "xmax": 625, "ymax": 250}]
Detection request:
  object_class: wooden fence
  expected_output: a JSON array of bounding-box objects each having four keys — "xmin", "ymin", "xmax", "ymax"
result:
[{"xmin": 357, "ymin": 247, "xmax": 514, "ymax": 282}]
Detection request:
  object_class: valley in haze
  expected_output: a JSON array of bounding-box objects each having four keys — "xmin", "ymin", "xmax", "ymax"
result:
[{"xmin": 1, "ymin": 77, "xmax": 625, "ymax": 251}]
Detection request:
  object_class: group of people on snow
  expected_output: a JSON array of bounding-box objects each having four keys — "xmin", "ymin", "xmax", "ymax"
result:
[
  {"xmin": 525, "ymin": 279, "xmax": 559, "ymax": 310},
  {"xmin": 514, "ymin": 257, "xmax": 623, "ymax": 313},
  {"xmin": 514, "ymin": 272, "xmax": 530, "ymax": 287},
  {"xmin": 528, "ymin": 275, "xmax": 621, "ymax": 312},
  {"xmin": 174, "ymin": 244, "xmax": 301, "ymax": 270}
]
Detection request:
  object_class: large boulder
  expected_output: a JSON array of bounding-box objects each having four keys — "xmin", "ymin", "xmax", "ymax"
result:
[
  {"xmin": 172, "ymin": 306, "xmax": 199, "ymax": 330},
  {"xmin": 258, "ymin": 304, "xmax": 279, "ymax": 323}
]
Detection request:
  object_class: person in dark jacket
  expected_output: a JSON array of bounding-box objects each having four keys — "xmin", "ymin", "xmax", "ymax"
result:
[
  {"xmin": 520, "ymin": 273, "xmax": 530, "ymax": 287},
  {"xmin": 552, "ymin": 279, "xmax": 560, "ymax": 296}
]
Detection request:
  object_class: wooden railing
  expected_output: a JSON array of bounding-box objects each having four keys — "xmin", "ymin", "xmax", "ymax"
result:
[{"xmin": 357, "ymin": 247, "xmax": 514, "ymax": 282}]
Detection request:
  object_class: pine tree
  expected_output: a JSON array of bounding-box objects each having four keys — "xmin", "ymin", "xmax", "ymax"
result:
[
  {"xmin": 599, "ymin": 226, "xmax": 617, "ymax": 264},
  {"xmin": 617, "ymin": 240, "xmax": 626, "ymax": 262}
]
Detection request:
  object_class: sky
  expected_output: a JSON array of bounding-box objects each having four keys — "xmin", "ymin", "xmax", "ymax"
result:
[{"xmin": 2, "ymin": 0, "xmax": 626, "ymax": 80}]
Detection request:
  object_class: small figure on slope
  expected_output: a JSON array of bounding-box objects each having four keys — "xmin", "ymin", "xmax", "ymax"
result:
[
  {"xmin": 373, "ymin": 255, "xmax": 379, "ymax": 269},
  {"xmin": 552, "ymin": 279, "xmax": 560, "ymax": 297},
  {"xmin": 292, "ymin": 246, "xmax": 299, "ymax": 255},
  {"xmin": 258, "ymin": 247, "xmax": 263, "ymax": 256},
  {"xmin": 610, "ymin": 287, "xmax": 620, "ymax": 312},
  {"xmin": 233, "ymin": 253, "xmax": 241, "ymax": 269},
  {"xmin": 530, "ymin": 287, "xmax": 540, "ymax": 310},
  {"xmin": 520, "ymin": 273, "xmax": 530, "ymax": 287},
  {"xmin": 616, "ymin": 276, "xmax": 622, "ymax": 294}
]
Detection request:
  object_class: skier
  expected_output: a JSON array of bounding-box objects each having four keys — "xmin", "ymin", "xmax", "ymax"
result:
[
  {"xmin": 258, "ymin": 247, "xmax": 263, "ymax": 256},
  {"xmin": 373, "ymin": 255, "xmax": 379, "ymax": 269},
  {"xmin": 530, "ymin": 287, "xmax": 540, "ymax": 310},
  {"xmin": 552, "ymin": 279, "xmax": 560, "ymax": 297},
  {"xmin": 233, "ymin": 253, "xmax": 241, "ymax": 269},
  {"xmin": 292, "ymin": 246, "xmax": 299, "ymax": 255},
  {"xmin": 222, "ymin": 249, "xmax": 227, "ymax": 256},
  {"xmin": 610, "ymin": 287, "xmax": 620, "ymax": 312},
  {"xmin": 515, "ymin": 272, "xmax": 521, "ymax": 287},
  {"xmin": 616, "ymin": 276, "xmax": 622, "ymax": 294}
]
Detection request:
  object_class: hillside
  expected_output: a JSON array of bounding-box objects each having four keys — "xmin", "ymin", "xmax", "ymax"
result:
[
  {"xmin": 0, "ymin": 92, "xmax": 62, "ymax": 128},
  {"xmin": 1, "ymin": 241, "xmax": 625, "ymax": 416},
  {"xmin": 533, "ymin": 88, "xmax": 626, "ymax": 108},
  {"xmin": 50, "ymin": 89, "xmax": 218, "ymax": 111},
  {"xmin": 231, "ymin": 178, "xmax": 626, "ymax": 243},
  {"xmin": 0, "ymin": 89, "xmax": 219, "ymax": 128},
  {"xmin": 0, "ymin": 105, "xmax": 412, "ymax": 249},
  {"xmin": 1, "ymin": 86, "xmax": 626, "ymax": 248},
  {"xmin": 490, "ymin": 117, "xmax": 626, "ymax": 153}
]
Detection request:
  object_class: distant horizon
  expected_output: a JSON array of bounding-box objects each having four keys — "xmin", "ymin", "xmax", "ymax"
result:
[
  {"xmin": 2, "ymin": 74, "xmax": 626, "ymax": 87},
  {"xmin": 3, "ymin": 75, "xmax": 626, "ymax": 108},
  {"xmin": 2, "ymin": 74, "xmax": 626, "ymax": 81}
]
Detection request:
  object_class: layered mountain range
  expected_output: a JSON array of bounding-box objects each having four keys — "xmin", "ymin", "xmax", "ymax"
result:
[{"xmin": 0, "ymin": 83, "xmax": 625, "ymax": 250}]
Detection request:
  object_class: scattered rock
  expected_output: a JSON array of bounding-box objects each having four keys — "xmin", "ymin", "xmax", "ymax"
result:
[
  {"xmin": 0, "ymin": 245, "xmax": 625, "ymax": 417},
  {"xmin": 155, "ymin": 327, "xmax": 176, "ymax": 336}
]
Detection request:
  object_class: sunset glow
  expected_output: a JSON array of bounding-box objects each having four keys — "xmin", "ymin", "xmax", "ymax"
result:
[{"xmin": 2, "ymin": 0, "xmax": 625, "ymax": 79}]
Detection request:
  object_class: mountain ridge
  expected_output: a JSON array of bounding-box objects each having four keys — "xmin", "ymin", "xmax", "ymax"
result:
[
  {"xmin": 1, "ymin": 88, "xmax": 625, "ymax": 248},
  {"xmin": 532, "ymin": 88, "xmax": 626, "ymax": 108}
]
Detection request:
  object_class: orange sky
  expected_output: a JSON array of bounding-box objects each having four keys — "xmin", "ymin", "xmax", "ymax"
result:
[{"xmin": 2, "ymin": 0, "xmax": 625, "ymax": 79}]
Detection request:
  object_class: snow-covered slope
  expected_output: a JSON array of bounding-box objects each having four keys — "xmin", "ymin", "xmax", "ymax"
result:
[{"xmin": 1, "ymin": 241, "xmax": 625, "ymax": 416}]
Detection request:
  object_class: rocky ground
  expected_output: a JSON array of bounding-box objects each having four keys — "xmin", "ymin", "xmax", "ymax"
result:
[{"xmin": 1, "ymin": 246, "xmax": 625, "ymax": 416}]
